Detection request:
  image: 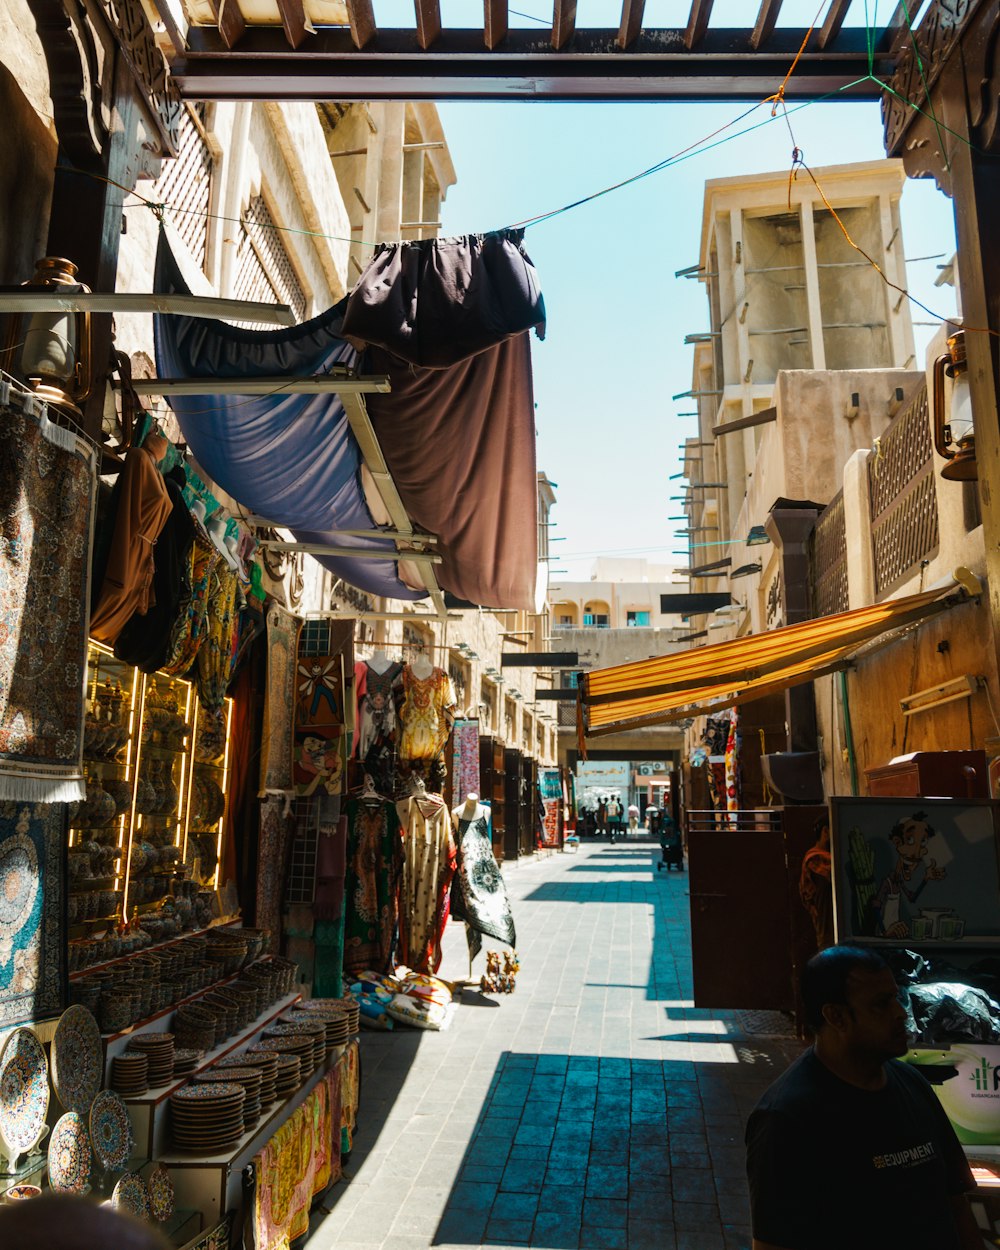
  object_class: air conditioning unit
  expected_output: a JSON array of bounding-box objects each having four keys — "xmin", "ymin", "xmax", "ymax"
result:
[{"xmin": 638, "ymin": 763, "xmax": 657, "ymax": 776}]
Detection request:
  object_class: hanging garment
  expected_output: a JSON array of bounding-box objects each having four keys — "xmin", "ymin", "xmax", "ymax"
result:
[
  {"xmin": 356, "ymin": 661, "xmax": 403, "ymax": 760},
  {"xmin": 343, "ymin": 798, "xmax": 403, "ymax": 976},
  {"xmin": 161, "ymin": 529, "xmax": 221, "ymax": 676},
  {"xmin": 398, "ymin": 666, "xmax": 457, "ymax": 764},
  {"xmin": 450, "ymin": 807, "xmax": 515, "ymax": 966},
  {"xmin": 114, "ymin": 466, "xmax": 195, "ymax": 673},
  {"xmin": 90, "ymin": 444, "xmax": 174, "ymax": 644},
  {"xmin": 396, "ymin": 795, "xmax": 456, "ymax": 975},
  {"xmin": 196, "ymin": 565, "xmax": 241, "ymax": 711}
]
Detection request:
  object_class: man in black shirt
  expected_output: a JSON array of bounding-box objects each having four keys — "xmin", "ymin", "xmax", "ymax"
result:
[{"xmin": 745, "ymin": 945, "xmax": 981, "ymax": 1250}]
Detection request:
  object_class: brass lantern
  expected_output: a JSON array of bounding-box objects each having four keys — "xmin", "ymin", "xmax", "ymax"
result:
[
  {"xmin": 15, "ymin": 257, "xmax": 92, "ymax": 416},
  {"xmin": 932, "ymin": 329, "xmax": 976, "ymax": 481}
]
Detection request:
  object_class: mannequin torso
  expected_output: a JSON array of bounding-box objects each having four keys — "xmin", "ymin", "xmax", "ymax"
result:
[
  {"xmin": 408, "ymin": 655, "xmax": 434, "ymax": 681},
  {"xmin": 367, "ymin": 649, "xmax": 393, "ymax": 676}
]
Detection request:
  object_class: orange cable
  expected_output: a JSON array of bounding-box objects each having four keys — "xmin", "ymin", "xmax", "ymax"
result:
[{"xmin": 762, "ymin": 0, "xmax": 827, "ymax": 116}]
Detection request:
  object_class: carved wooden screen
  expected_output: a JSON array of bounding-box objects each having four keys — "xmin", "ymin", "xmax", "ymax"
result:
[
  {"xmin": 868, "ymin": 383, "xmax": 939, "ymax": 595},
  {"xmin": 233, "ymin": 192, "xmax": 308, "ymax": 322},
  {"xmin": 813, "ymin": 491, "xmax": 849, "ymax": 617},
  {"xmin": 153, "ymin": 103, "xmax": 213, "ymax": 272}
]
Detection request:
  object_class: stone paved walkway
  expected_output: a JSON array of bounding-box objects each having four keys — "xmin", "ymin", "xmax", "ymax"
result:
[{"xmin": 311, "ymin": 839, "xmax": 803, "ymax": 1249}]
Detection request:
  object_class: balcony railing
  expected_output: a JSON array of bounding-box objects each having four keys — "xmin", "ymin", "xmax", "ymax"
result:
[{"xmin": 813, "ymin": 491, "xmax": 849, "ymax": 617}]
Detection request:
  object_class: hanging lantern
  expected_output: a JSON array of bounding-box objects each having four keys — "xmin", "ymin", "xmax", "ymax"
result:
[
  {"xmin": 932, "ymin": 329, "xmax": 977, "ymax": 481},
  {"xmin": 6, "ymin": 257, "xmax": 92, "ymax": 417}
]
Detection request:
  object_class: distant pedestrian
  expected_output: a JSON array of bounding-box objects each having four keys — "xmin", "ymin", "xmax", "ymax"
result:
[
  {"xmin": 627, "ymin": 802, "xmax": 640, "ymax": 834},
  {"xmin": 596, "ymin": 798, "xmax": 608, "ymax": 837},
  {"xmin": 745, "ymin": 945, "xmax": 980, "ymax": 1250}
]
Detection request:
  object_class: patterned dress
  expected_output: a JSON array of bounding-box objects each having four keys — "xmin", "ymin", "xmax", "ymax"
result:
[
  {"xmin": 398, "ymin": 667, "xmax": 457, "ymax": 763},
  {"xmin": 395, "ymin": 795, "xmax": 456, "ymax": 974},
  {"xmin": 450, "ymin": 807, "xmax": 515, "ymax": 965},
  {"xmin": 343, "ymin": 797, "xmax": 403, "ymax": 976}
]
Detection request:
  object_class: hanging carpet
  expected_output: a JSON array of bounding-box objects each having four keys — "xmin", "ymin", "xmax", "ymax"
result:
[
  {"xmin": 153, "ymin": 229, "xmax": 544, "ymax": 610},
  {"xmin": 0, "ymin": 397, "xmax": 97, "ymax": 803}
]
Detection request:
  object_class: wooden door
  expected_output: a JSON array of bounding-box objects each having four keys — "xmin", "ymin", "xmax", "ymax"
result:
[
  {"xmin": 504, "ymin": 749, "xmax": 520, "ymax": 861},
  {"xmin": 688, "ymin": 814, "xmax": 795, "ymax": 1011},
  {"xmin": 688, "ymin": 806, "xmax": 828, "ymax": 1013}
]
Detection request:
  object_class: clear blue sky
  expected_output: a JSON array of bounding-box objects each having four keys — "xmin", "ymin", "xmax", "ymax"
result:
[{"xmin": 429, "ymin": 8, "xmax": 956, "ymax": 579}]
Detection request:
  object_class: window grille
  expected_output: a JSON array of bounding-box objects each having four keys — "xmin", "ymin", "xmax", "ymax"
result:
[
  {"xmin": 154, "ymin": 103, "xmax": 213, "ymax": 273},
  {"xmin": 300, "ymin": 620, "xmax": 332, "ymax": 656},
  {"xmin": 234, "ymin": 194, "xmax": 308, "ymax": 323}
]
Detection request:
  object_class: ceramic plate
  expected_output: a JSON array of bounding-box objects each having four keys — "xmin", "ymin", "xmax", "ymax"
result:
[
  {"xmin": 147, "ymin": 1162, "xmax": 174, "ymax": 1222},
  {"xmin": 48, "ymin": 1112, "xmax": 92, "ymax": 1194},
  {"xmin": 89, "ymin": 1090, "xmax": 134, "ymax": 1171},
  {"xmin": 52, "ymin": 1005, "xmax": 102, "ymax": 1115},
  {"xmin": 112, "ymin": 1170, "xmax": 150, "ymax": 1220},
  {"xmin": 0, "ymin": 1029, "xmax": 49, "ymax": 1155}
]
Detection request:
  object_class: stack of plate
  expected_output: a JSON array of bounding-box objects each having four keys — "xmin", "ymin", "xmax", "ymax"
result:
[
  {"xmin": 217, "ymin": 1051, "xmax": 278, "ymax": 1106},
  {"xmin": 263, "ymin": 1021, "xmax": 325, "ymax": 1072},
  {"xmin": 272, "ymin": 1054, "xmax": 301, "ymax": 1098},
  {"xmin": 169, "ymin": 1083, "xmax": 245, "ymax": 1152},
  {"xmin": 127, "ymin": 1034, "xmax": 174, "ymax": 1087},
  {"xmin": 288, "ymin": 1007, "xmax": 350, "ymax": 1052},
  {"xmin": 338, "ymin": 997, "xmax": 360, "ymax": 1034},
  {"xmin": 172, "ymin": 1049, "xmax": 203, "ymax": 1078},
  {"xmin": 110, "ymin": 1051, "xmax": 149, "ymax": 1097},
  {"xmin": 195, "ymin": 1067, "xmax": 262, "ymax": 1132}
]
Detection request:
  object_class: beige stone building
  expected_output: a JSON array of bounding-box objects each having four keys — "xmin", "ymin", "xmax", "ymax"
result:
[{"xmin": 674, "ymin": 159, "xmax": 995, "ymax": 810}]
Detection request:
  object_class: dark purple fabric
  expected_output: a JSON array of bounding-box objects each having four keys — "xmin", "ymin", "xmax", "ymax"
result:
[
  {"xmin": 153, "ymin": 230, "xmax": 541, "ymax": 609},
  {"xmin": 340, "ymin": 230, "xmax": 545, "ymax": 367}
]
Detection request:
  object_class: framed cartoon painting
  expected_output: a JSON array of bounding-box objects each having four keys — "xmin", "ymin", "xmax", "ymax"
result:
[{"xmin": 831, "ymin": 797, "xmax": 1000, "ymax": 945}]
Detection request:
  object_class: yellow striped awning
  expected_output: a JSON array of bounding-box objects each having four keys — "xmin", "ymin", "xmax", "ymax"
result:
[{"xmin": 579, "ymin": 572, "xmax": 980, "ymax": 739}]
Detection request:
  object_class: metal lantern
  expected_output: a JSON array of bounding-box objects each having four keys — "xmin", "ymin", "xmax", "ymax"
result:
[
  {"xmin": 15, "ymin": 257, "xmax": 92, "ymax": 416},
  {"xmin": 932, "ymin": 329, "xmax": 976, "ymax": 481}
]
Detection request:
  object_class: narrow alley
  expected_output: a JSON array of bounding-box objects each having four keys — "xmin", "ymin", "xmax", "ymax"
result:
[{"xmin": 315, "ymin": 842, "xmax": 803, "ymax": 1250}]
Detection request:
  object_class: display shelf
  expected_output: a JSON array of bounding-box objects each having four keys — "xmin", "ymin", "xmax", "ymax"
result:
[
  {"xmin": 68, "ymin": 918, "xmax": 243, "ymax": 982},
  {"xmin": 109, "ymin": 991, "xmax": 302, "ymax": 1104},
  {"xmin": 159, "ymin": 1044, "xmax": 345, "ymax": 1170}
]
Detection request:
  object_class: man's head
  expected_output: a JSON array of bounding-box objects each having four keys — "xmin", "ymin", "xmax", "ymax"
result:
[
  {"xmin": 889, "ymin": 811, "xmax": 935, "ymax": 881},
  {"xmin": 802, "ymin": 945, "xmax": 909, "ymax": 1059}
]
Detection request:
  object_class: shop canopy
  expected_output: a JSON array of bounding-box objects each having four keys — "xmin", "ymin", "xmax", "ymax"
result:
[
  {"xmin": 152, "ymin": 229, "xmax": 545, "ymax": 612},
  {"xmin": 579, "ymin": 572, "xmax": 981, "ymax": 739}
]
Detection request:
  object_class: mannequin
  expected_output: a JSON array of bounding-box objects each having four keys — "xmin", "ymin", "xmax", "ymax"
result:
[
  {"xmin": 361, "ymin": 772, "xmax": 379, "ymax": 799},
  {"xmin": 368, "ymin": 648, "xmax": 393, "ymax": 675},
  {"xmin": 409, "ymin": 774, "xmax": 428, "ymax": 798},
  {"xmin": 207, "ymin": 514, "xmax": 238, "ymax": 571},
  {"xmin": 452, "ymin": 792, "xmax": 484, "ymax": 826},
  {"xmin": 408, "ymin": 652, "xmax": 434, "ymax": 681}
]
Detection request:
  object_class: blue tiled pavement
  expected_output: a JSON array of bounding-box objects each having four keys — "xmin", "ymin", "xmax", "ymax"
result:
[{"xmin": 312, "ymin": 840, "xmax": 803, "ymax": 1249}]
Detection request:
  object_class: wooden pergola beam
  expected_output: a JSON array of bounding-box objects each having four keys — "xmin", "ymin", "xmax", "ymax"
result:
[
  {"xmin": 485, "ymin": 0, "xmax": 507, "ymax": 49},
  {"xmin": 345, "ymin": 0, "xmax": 375, "ymax": 49},
  {"xmin": 414, "ymin": 0, "xmax": 441, "ymax": 49},
  {"xmin": 551, "ymin": 0, "xmax": 576, "ymax": 50},
  {"xmin": 276, "ymin": 0, "xmax": 307, "ymax": 48},
  {"xmin": 684, "ymin": 0, "xmax": 714, "ymax": 49},
  {"xmin": 817, "ymin": 0, "xmax": 852, "ymax": 49},
  {"xmin": 750, "ymin": 0, "xmax": 782, "ymax": 50},
  {"xmin": 206, "ymin": 0, "xmax": 245, "ymax": 49},
  {"xmin": 617, "ymin": 0, "xmax": 645, "ymax": 50}
]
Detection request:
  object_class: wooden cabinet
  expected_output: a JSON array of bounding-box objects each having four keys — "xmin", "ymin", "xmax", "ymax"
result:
[
  {"xmin": 69, "ymin": 641, "xmax": 233, "ymax": 975},
  {"xmin": 504, "ymin": 748, "xmax": 522, "ymax": 861},
  {"xmin": 865, "ymin": 750, "xmax": 988, "ymax": 798},
  {"xmin": 479, "ymin": 736, "xmax": 506, "ymax": 860}
]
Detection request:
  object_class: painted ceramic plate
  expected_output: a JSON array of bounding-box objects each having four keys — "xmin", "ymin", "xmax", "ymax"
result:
[
  {"xmin": 48, "ymin": 1112, "xmax": 92, "ymax": 1194},
  {"xmin": 89, "ymin": 1090, "xmax": 134, "ymax": 1171},
  {"xmin": 147, "ymin": 1163, "xmax": 174, "ymax": 1222},
  {"xmin": 112, "ymin": 1170, "xmax": 150, "ymax": 1220},
  {"xmin": 52, "ymin": 1005, "xmax": 102, "ymax": 1115},
  {"xmin": 0, "ymin": 1028, "xmax": 49, "ymax": 1155}
]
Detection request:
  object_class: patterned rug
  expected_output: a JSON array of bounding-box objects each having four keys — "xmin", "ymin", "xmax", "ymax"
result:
[
  {"xmin": 259, "ymin": 602, "xmax": 301, "ymax": 793},
  {"xmin": 0, "ymin": 801, "xmax": 66, "ymax": 1028},
  {"xmin": 451, "ymin": 718, "xmax": 481, "ymax": 805},
  {"xmin": 255, "ymin": 795, "xmax": 293, "ymax": 940},
  {"xmin": 0, "ymin": 399, "xmax": 97, "ymax": 802}
]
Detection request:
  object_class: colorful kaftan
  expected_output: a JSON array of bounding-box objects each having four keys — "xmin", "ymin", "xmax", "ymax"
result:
[
  {"xmin": 395, "ymin": 795, "xmax": 456, "ymax": 974},
  {"xmin": 343, "ymin": 796, "xmax": 403, "ymax": 976},
  {"xmin": 398, "ymin": 667, "xmax": 457, "ymax": 763}
]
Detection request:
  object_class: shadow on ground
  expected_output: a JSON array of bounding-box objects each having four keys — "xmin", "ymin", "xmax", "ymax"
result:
[{"xmin": 428, "ymin": 1049, "xmax": 782, "ymax": 1249}]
